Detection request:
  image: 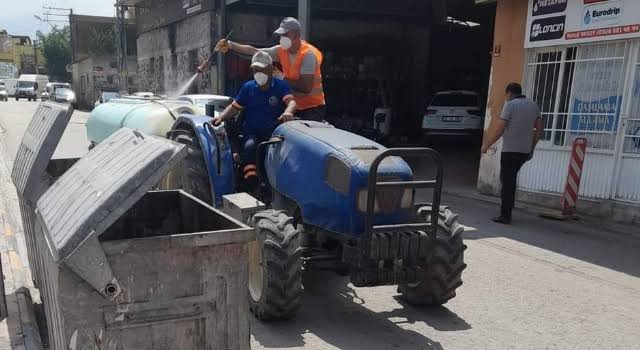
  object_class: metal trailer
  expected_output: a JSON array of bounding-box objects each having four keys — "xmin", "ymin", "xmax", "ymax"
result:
[
  {"xmin": 10, "ymin": 102, "xmax": 77, "ymax": 288},
  {"xmin": 34, "ymin": 128, "xmax": 252, "ymax": 349}
]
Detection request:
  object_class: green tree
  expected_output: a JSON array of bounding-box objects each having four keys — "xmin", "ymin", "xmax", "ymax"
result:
[
  {"xmin": 87, "ymin": 25, "xmax": 116, "ymax": 56},
  {"xmin": 37, "ymin": 26, "xmax": 71, "ymax": 82}
]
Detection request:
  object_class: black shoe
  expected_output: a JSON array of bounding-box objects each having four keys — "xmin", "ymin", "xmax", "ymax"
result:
[{"xmin": 492, "ymin": 216, "xmax": 511, "ymax": 224}]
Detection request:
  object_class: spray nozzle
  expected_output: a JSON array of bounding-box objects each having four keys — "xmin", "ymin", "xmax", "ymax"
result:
[
  {"xmin": 196, "ymin": 56, "xmax": 212, "ymax": 74},
  {"xmin": 197, "ymin": 30, "xmax": 234, "ymax": 74}
]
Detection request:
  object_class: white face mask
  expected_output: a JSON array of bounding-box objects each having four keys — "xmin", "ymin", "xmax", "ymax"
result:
[
  {"xmin": 254, "ymin": 72, "xmax": 269, "ymax": 86},
  {"xmin": 280, "ymin": 36, "xmax": 292, "ymax": 50}
]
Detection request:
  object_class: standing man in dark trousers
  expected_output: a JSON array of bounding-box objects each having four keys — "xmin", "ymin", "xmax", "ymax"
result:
[{"xmin": 482, "ymin": 83, "xmax": 542, "ymax": 224}]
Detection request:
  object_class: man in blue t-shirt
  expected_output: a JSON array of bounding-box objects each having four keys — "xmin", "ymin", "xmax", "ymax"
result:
[{"xmin": 213, "ymin": 51, "xmax": 296, "ymax": 181}]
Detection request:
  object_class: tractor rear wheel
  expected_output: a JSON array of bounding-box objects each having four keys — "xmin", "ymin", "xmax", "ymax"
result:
[
  {"xmin": 162, "ymin": 131, "xmax": 212, "ymax": 205},
  {"xmin": 249, "ymin": 210, "xmax": 303, "ymax": 320},
  {"xmin": 398, "ymin": 206, "xmax": 467, "ymax": 306}
]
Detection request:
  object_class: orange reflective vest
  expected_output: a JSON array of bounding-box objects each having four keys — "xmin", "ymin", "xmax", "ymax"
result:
[{"xmin": 277, "ymin": 41, "xmax": 325, "ymax": 110}]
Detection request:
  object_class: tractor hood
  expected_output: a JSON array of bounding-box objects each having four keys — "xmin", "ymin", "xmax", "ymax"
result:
[{"xmin": 265, "ymin": 121, "xmax": 413, "ymax": 237}]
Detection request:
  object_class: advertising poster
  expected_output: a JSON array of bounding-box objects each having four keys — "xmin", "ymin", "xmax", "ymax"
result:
[{"xmin": 569, "ymin": 45, "xmax": 625, "ymax": 148}]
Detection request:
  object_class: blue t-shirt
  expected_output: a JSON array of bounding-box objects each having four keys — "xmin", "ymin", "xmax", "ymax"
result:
[{"xmin": 233, "ymin": 79, "xmax": 293, "ymax": 138}]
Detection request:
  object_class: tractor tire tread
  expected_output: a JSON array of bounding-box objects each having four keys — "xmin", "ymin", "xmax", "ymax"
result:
[
  {"xmin": 173, "ymin": 132, "xmax": 212, "ymax": 204},
  {"xmin": 398, "ymin": 205, "xmax": 467, "ymax": 306},
  {"xmin": 251, "ymin": 210, "xmax": 303, "ymax": 321}
]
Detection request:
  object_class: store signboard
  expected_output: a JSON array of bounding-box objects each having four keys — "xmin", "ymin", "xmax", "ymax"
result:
[{"xmin": 525, "ymin": 0, "xmax": 640, "ymax": 48}]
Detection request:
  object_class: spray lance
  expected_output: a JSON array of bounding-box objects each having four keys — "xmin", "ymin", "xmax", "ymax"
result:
[{"xmin": 196, "ymin": 30, "xmax": 234, "ymax": 74}]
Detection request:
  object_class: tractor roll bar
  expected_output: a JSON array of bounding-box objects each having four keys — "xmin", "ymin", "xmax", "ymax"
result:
[{"xmin": 363, "ymin": 147, "xmax": 443, "ymax": 259}]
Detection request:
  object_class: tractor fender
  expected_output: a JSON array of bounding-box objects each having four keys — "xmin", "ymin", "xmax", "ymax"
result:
[{"xmin": 171, "ymin": 114, "xmax": 235, "ymax": 207}]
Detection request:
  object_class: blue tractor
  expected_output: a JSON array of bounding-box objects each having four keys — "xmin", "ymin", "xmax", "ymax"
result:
[{"xmin": 166, "ymin": 108, "xmax": 467, "ymax": 321}]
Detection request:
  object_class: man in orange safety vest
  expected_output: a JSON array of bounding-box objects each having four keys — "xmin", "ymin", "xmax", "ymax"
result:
[{"xmin": 217, "ymin": 17, "xmax": 326, "ymax": 122}]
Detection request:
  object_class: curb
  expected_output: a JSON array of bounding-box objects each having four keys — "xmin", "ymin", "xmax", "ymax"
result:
[
  {"xmin": 443, "ymin": 188, "xmax": 640, "ymax": 240},
  {"xmin": 15, "ymin": 288, "xmax": 43, "ymax": 350},
  {"xmin": 0, "ymin": 126, "xmax": 43, "ymax": 349}
]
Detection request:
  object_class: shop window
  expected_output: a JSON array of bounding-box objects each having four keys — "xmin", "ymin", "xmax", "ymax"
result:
[
  {"xmin": 624, "ymin": 55, "xmax": 640, "ymax": 154},
  {"xmin": 524, "ymin": 41, "xmax": 630, "ymax": 150}
]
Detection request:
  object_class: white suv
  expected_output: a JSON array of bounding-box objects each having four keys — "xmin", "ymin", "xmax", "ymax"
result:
[{"xmin": 422, "ymin": 91, "xmax": 484, "ymax": 137}]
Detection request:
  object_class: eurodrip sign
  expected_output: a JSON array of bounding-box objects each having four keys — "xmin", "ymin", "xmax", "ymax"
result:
[
  {"xmin": 525, "ymin": 0, "xmax": 640, "ymax": 48},
  {"xmin": 583, "ymin": 3, "xmax": 622, "ymax": 27}
]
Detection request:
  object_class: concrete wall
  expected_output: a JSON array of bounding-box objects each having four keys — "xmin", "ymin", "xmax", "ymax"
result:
[
  {"xmin": 71, "ymin": 55, "xmax": 137, "ymax": 109},
  {"xmin": 477, "ymin": 0, "xmax": 528, "ymax": 195},
  {"xmin": 136, "ymin": 11, "xmax": 216, "ymax": 95}
]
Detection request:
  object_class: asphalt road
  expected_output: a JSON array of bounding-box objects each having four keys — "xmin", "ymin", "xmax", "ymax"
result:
[
  {"xmin": 1, "ymin": 99, "xmax": 639, "ymax": 349},
  {"xmin": 0, "ymin": 99, "xmax": 90, "ymax": 166}
]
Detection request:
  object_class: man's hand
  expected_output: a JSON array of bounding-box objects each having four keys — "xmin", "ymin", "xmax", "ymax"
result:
[
  {"xmin": 527, "ymin": 148, "xmax": 535, "ymax": 161},
  {"xmin": 215, "ymin": 39, "xmax": 231, "ymax": 53},
  {"xmin": 278, "ymin": 112, "xmax": 295, "ymax": 123},
  {"xmin": 212, "ymin": 116, "xmax": 223, "ymax": 126},
  {"xmin": 481, "ymin": 144, "xmax": 489, "ymax": 154}
]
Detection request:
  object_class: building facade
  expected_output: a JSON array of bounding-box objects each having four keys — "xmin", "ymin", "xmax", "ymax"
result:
[
  {"xmin": 479, "ymin": 0, "xmax": 640, "ymax": 223},
  {"xmin": 69, "ymin": 14, "xmax": 137, "ymax": 109},
  {"xmin": 134, "ymin": 0, "xmax": 217, "ymax": 96},
  {"xmin": 132, "ymin": 0, "xmax": 456, "ymax": 138},
  {"xmin": 0, "ymin": 30, "xmax": 45, "ymax": 78}
]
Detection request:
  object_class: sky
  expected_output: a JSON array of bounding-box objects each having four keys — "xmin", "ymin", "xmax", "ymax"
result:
[{"xmin": 0, "ymin": 0, "xmax": 116, "ymax": 38}]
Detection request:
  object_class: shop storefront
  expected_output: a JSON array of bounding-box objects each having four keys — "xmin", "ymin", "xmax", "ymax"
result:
[
  {"xmin": 479, "ymin": 0, "xmax": 640, "ymax": 221},
  {"xmin": 520, "ymin": 0, "xmax": 640, "ymax": 203}
]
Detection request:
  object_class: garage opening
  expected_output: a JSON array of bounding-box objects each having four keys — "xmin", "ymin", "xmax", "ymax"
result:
[{"xmin": 420, "ymin": 0, "xmax": 496, "ymax": 192}]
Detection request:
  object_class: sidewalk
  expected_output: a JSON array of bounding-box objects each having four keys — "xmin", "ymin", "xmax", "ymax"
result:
[{"xmin": 442, "ymin": 185, "xmax": 640, "ymax": 240}]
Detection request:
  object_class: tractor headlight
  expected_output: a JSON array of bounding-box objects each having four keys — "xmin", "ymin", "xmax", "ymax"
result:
[{"xmin": 357, "ymin": 188, "xmax": 413, "ymax": 214}]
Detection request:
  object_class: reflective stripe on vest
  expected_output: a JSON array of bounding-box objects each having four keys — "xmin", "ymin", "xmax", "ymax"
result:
[{"xmin": 277, "ymin": 41, "xmax": 325, "ymax": 110}]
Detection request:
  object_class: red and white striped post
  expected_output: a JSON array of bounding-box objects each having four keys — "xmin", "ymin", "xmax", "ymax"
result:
[{"xmin": 561, "ymin": 138, "xmax": 588, "ymax": 216}]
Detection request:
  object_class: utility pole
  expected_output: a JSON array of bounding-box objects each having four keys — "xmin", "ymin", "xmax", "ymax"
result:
[
  {"xmin": 33, "ymin": 39, "xmax": 38, "ymax": 74},
  {"xmin": 298, "ymin": 0, "xmax": 311, "ymax": 40},
  {"xmin": 115, "ymin": 3, "xmax": 129, "ymax": 93}
]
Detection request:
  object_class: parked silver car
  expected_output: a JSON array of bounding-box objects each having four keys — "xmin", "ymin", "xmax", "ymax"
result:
[
  {"xmin": 54, "ymin": 87, "xmax": 77, "ymax": 106},
  {"xmin": 177, "ymin": 94, "xmax": 232, "ymax": 115}
]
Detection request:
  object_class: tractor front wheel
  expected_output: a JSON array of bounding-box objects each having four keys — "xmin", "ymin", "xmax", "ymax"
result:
[
  {"xmin": 249, "ymin": 210, "xmax": 303, "ymax": 320},
  {"xmin": 398, "ymin": 206, "xmax": 467, "ymax": 306},
  {"xmin": 161, "ymin": 130, "xmax": 213, "ymax": 205}
]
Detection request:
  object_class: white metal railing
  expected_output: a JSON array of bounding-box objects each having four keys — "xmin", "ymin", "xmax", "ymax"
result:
[{"xmin": 623, "ymin": 60, "xmax": 640, "ymax": 155}]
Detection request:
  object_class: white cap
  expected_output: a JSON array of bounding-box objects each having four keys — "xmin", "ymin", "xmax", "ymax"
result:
[{"xmin": 250, "ymin": 51, "xmax": 273, "ymax": 69}]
